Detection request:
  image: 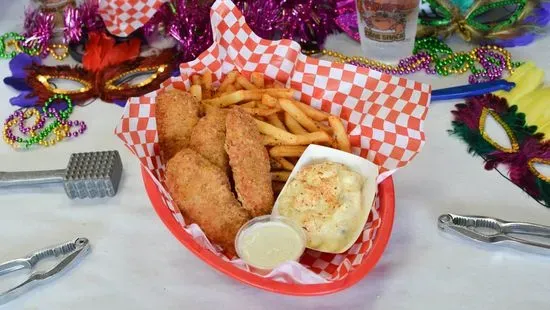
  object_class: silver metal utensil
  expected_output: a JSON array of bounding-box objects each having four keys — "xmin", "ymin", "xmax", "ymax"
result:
[
  {"xmin": 438, "ymin": 213, "xmax": 550, "ymax": 250},
  {"xmin": 0, "ymin": 150, "xmax": 123, "ymax": 199},
  {"xmin": 0, "ymin": 237, "xmax": 90, "ymax": 305}
]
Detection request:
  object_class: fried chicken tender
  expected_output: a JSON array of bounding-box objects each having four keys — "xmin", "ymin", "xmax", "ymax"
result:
[
  {"xmin": 225, "ymin": 108, "xmax": 274, "ymax": 217},
  {"xmin": 156, "ymin": 90, "xmax": 201, "ymax": 162},
  {"xmin": 165, "ymin": 148, "xmax": 251, "ymax": 257},
  {"xmin": 189, "ymin": 106, "xmax": 229, "ymax": 170}
]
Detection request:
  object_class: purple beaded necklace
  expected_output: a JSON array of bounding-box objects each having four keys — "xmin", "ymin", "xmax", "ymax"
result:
[{"xmin": 321, "ymin": 37, "xmax": 520, "ymax": 84}]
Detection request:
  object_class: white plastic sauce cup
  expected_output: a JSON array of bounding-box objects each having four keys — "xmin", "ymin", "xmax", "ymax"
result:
[{"xmin": 235, "ymin": 215, "xmax": 306, "ymax": 271}]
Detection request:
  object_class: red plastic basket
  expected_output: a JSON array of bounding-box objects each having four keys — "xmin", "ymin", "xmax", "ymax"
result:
[
  {"xmin": 113, "ymin": 0, "xmax": 429, "ymax": 296},
  {"xmin": 141, "ymin": 166, "xmax": 395, "ymax": 296}
]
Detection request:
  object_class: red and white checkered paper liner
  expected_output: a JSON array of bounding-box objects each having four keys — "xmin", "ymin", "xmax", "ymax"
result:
[
  {"xmin": 114, "ymin": 0, "xmax": 431, "ymax": 284},
  {"xmin": 99, "ymin": 0, "xmax": 168, "ymax": 37}
]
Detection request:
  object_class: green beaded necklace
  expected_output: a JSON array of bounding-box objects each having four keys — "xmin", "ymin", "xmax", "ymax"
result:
[
  {"xmin": 0, "ymin": 32, "xmax": 41, "ymax": 59},
  {"xmin": 323, "ymin": 37, "xmax": 521, "ymax": 82}
]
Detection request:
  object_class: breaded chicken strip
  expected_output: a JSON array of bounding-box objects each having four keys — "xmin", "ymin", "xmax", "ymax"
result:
[
  {"xmin": 189, "ymin": 106, "xmax": 229, "ymax": 170},
  {"xmin": 156, "ymin": 90, "xmax": 201, "ymax": 162},
  {"xmin": 165, "ymin": 148, "xmax": 250, "ymax": 257},
  {"xmin": 225, "ymin": 108, "xmax": 274, "ymax": 217}
]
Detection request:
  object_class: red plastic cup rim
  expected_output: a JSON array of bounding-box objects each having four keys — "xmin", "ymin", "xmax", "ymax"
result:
[{"xmin": 141, "ymin": 166, "xmax": 395, "ymax": 296}]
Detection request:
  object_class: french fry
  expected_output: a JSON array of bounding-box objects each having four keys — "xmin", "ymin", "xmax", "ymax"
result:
[
  {"xmin": 203, "ymin": 90, "xmax": 262, "ymax": 107},
  {"xmin": 264, "ymin": 88, "xmax": 294, "ymax": 99},
  {"xmin": 191, "ymin": 74, "xmax": 201, "ymax": 86},
  {"xmin": 189, "ymin": 84, "xmax": 202, "ymax": 101},
  {"xmin": 262, "ymin": 94, "xmax": 280, "ymax": 109},
  {"xmin": 251, "ymin": 72, "xmax": 265, "ymax": 88},
  {"xmin": 262, "ymin": 130, "xmax": 331, "ymax": 146},
  {"xmin": 273, "ymin": 157, "xmax": 295, "ymax": 171},
  {"xmin": 266, "ymin": 114, "xmax": 286, "ymax": 130},
  {"xmin": 255, "ymin": 119, "xmax": 299, "ymax": 144},
  {"xmin": 295, "ymin": 131, "xmax": 333, "ymax": 145},
  {"xmin": 201, "ymin": 71, "xmax": 212, "ymax": 99},
  {"xmin": 270, "ymin": 158, "xmax": 283, "ymax": 170},
  {"xmin": 237, "ymin": 75, "xmax": 258, "ymax": 90},
  {"xmin": 242, "ymin": 107, "xmax": 280, "ymax": 117},
  {"xmin": 292, "ymin": 100, "xmax": 330, "ymax": 121},
  {"xmin": 263, "ymin": 135, "xmax": 287, "ymax": 146},
  {"xmin": 202, "ymin": 71, "xmax": 212, "ymax": 89},
  {"xmin": 239, "ymin": 101, "xmax": 257, "ymax": 108},
  {"xmin": 218, "ymin": 71, "xmax": 238, "ymax": 92},
  {"xmin": 225, "ymin": 84, "xmax": 236, "ymax": 92},
  {"xmin": 330, "ymin": 139, "xmax": 340, "ymax": 150},
  {"xmin": 283, "ymin": 112, "xmax": 308, "ymax": 134},
  {"xmin": 279, "ymin": 99, "xmax": 322, "ymax": 132},
  {"xmin": 256, "ymin": 103, "xmax": 272, "ymax": 109},
  {"xmin": 269, "ymin": 146, "xmax": 307, "ymax": 157},
  {"xmin": 271, "ymin": 171, "xmax": 291, "ymax": 182},
  {"xmin": 215, "ymin": 84, "xmax": 238, "ymax": 98},
  {"xmin": 317, "ymin": 121, "xmax": 334, "ymax": 135},
  {"xmin": 273, "ymin": 80, "xmax": 286, "ymax": 88},
  {"xmin": 203, "ymin": 89, "xmax": 293, "ymax": 107},
  {"xmin": 328, "ymin": 116, "xmax": 351, "ymax": 153},
  {"xmin": 233, "ymin": 82, "xmax": 244, "ymax": 90}
]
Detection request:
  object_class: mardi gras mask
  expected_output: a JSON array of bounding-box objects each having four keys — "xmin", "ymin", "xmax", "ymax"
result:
[
  {"xmin": 450, "ymin": 62, "xmax": 550, "ymax": 207},
  {"xmin": 418, "ymin": 0, "xmax": 550, "ymax": 46},
  {"xmin": 335, "ymin": 0, "xmax": 550, "ymax": 47},
  {"xmin": 4, "ymin": 32, "xmax": 177, "ymax": 107}
]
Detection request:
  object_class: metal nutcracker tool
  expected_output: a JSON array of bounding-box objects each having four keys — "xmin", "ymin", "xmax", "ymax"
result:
[
  {"xmin": 0, "ymin": 237, "xmax": 91, "ymax": 305},
  {"xmin": 438, "ymin": 213, "xmax": 550, "ymax": 251},
  {"xmin": 0, "ymin": 150, "xmax": 123, "ymax": 199}
]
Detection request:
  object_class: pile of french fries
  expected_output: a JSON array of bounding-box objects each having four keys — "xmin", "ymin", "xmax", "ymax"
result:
[{"xmin": 188, "ymin": 71, "xmax": 352, "ymax": 195}]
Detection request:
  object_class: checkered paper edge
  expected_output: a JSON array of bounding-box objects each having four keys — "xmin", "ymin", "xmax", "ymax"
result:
[
  {"xmin": 99, "ymin": 0, "xmax": 167, "ymax": 37},
  {"xmin": 114, "ymin": 0, "xmax": 431, "ymax": 283}
]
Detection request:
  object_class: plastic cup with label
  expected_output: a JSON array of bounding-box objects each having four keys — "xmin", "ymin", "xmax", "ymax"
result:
[{"xmin": 356, "ymin": 0, "xmax": 420, "ymax": 64}]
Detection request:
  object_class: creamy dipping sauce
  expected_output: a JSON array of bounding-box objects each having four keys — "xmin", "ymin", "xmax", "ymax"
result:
[
  {"xmin": 236, "ymin": 219, "xmax": 305, "ymax": 270},
  {"xmin": 277, "ymin": 161, "xmax": 366, "ymax": 253}
]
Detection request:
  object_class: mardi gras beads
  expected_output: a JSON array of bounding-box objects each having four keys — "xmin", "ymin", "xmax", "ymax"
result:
[
  {"xmin": 0, "ymin": 32, "xmax": 25, "ymax": 59},
  {"xmin": 3, "ymin": 110, "xmax": 61, "ymax": 148},
  {"xmin": 45, "ymin": 107, "xmax": 87, "ymax": 138},
  {"xmin": 0, "ymin": 31, "xmax": 60, "ymax": 59},
  {"xmin": 322, "ymin": 37, "xmax": 521, "ymax": 83},
  {"xmin": 2, "ymin": 94, "xmax": 87, "ymax": 149},
  {"xmin": 0, "ymin": 32, "xmax": 41, "ymax": 59},
  {"xmin": 43, "ymin": 94, "xmax": 73, "ymax": 119},
  {"xmin": 46, "ymin": 43, "xmax": 69, "ymax": 60},
  {"xmin": 322, "ymin": 49, "xmax": 434, "ymax": 75},
  {"xmin": 15, "ymin": 108, "xmax": 44, "ymax": 135}
]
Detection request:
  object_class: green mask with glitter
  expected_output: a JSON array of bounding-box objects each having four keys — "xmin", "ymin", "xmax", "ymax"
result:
[{"xmin": 417, "ymin": 0, "xmax": 548, "ymax": 45}]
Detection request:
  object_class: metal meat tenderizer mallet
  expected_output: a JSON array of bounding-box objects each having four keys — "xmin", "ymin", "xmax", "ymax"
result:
[{"xmin": 0, "ymin": 150, "xmax": 122, "ymax": 199}]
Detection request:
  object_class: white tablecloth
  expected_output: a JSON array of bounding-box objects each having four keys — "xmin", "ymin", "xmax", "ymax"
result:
[{"xmin": 1, "ymin": 2, "xmax": 549, "ymax": 309}]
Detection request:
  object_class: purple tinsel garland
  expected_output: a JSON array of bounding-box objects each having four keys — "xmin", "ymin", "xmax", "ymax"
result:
[
  {"xmin": 64, "ymin": 0, "xmax": 106, "ymax": 44},
  {"xmin": 142, "ymin": 1, "xmax": 214, "ymax": 62},
  {"xmin": 64, "ymin": 6, "xmax": 82, "ymax": 43},
  {"xmin": 23, "ymin": 9, "xmax": 54, "ymax": 55},
  {"xmin": 142, "ymin": 0, "xmax": 339, "ymax": 59},
  {"xmin": 24, "ymin": 0, "xmax": 105, "ymax": 49},
  {"xmin": 234, "ymin": 0, "xmax": 282, "ymax": 39},
  {"xmin": 79, "ymin": 0, "xmax": 105, "ymax": 32},
  {"xmin": 25, "ymin": 0, "xmax": 339, "ymax": 59},
  {"xmin": 279, "ymin": 0, "xmax": 337, "ymax": 47}
]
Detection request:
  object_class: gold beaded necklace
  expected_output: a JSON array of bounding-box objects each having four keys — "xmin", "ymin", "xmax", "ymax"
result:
[{"xmin": 319, "ymin": 39, "xmax": 518, "ymax": 81}]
